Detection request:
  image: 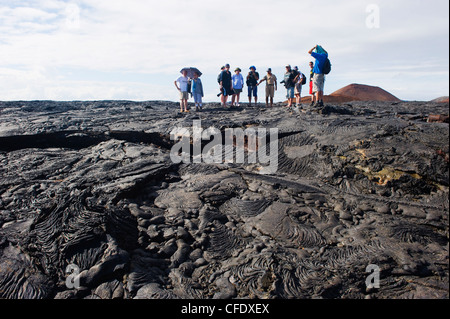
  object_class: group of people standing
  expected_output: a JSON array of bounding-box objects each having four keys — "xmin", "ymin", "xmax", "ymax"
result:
[
  {"xmin": 174, "ymin": 70, "xmax": 204, "ymax": 112},
  {"xmin": 218, "ymin": 64, "xmax": 261, "ymax": 107},
  {"xmin": 174, "ymin": 45, "xmax": 329, "ymax": 112}
]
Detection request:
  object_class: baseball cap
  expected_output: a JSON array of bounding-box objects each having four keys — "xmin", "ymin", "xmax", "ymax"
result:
[
  {"xmin": 267, "ymin": 68, "xmax": 272, "ymax": 72},
  {"xmin": 225, "ymin": 64, "xmax": 230, "ymax": 68}
]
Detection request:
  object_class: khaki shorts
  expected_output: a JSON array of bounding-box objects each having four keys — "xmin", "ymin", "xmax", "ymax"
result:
[
  {"xmin": 313, "ymin": 73, "xmax": 325, "ymax": 92},
  {"xmin": 179, "ymin": 91, "xmax": 189, "ymax": 100},
  {"xmin": 266, "ymin": 85, "xmax": 275, "ymax": 98},
  {"xmin": 295, "ymin": 83, "xmax": 302, "ymax": 95}
]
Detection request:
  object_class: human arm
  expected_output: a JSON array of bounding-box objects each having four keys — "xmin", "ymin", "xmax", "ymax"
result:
[
  {"xmin": 199, "ymin": 80, "xmax": 204, "ymax": 97},
  {"xmin": 219, "ymin": 72, "xmax": 224, "ymax": 87},
  {"xmin": 308, "ymin": 45, "xmax": 317, "ymax": 55},
  {"xmin": 257, "ymin": 76, "xmax": 267, "ymax": 86},
  {"xmin": 174, "ymin": 80, "xmax": 180, "ymax": 91}
]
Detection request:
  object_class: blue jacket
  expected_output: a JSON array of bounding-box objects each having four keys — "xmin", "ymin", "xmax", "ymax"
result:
[
  {"xmin": 311, "ymin": 52, "xmax": 328, "ymax": 74},
  {"xmin": 232, "ymin": 73, "xmax": 244, "ymax": 89},
  {"xmin": 192, "ymin": 78, "xmax": 203, "ymax": 97}
]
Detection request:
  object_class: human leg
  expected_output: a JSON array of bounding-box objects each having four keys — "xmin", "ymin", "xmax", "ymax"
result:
[
  {"xmin": 198, "ymin": 94, "xmax": 203, "ymax": 109},
  {"xmin": 312, "ymin": 74, "xmax": 325, "ymax": 107},
  {"xmin": 318, "ymin": 91, "xmax": 324, "ymax": 106},
  {"xmin": 179, "ymin": 91, "xmax": 184, "ymax": 112},
  {"xmin": 286, "ymin": 87, "xmax": 294, "ymax": 107}
]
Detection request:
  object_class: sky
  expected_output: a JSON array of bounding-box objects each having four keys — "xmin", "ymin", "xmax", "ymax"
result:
[{"xmin": 0, "ymin": 0, "xmax": 449, "ymax": 102}]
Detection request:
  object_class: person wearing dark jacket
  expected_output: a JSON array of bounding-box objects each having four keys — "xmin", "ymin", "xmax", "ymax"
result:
[
  {"xmin": 246, "ymin": 66, "xmax": 259, "ymax": 106},
  {"xmin": 219, "ymin": 64, "xmax": 233, "ymax": 107},
  {"xmin": 217, "ymin": 66, "xmax": 225, "ymax": 100},
  {"xmin": 281, "ymin": 65, "xmax": 299, "ymax": 108}
]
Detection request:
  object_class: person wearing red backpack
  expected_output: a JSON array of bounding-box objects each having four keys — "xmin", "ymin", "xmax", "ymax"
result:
[{"xmin": 308, "ymin": 61, "xmax": 316, "ymax": 107}]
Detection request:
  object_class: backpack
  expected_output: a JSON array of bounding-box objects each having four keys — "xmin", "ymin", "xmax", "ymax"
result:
[
  {"xmin": 301, "ymin": 73, "xmax": 307, "ymax": 85},
  {"xmin": 246, "ymin": 72, "xmax": 259, "ymax": 87},
  {"xmin": 322, "ymin": 58, "xmax": 331, "ymax": 75},
  {"xmin": 284, "ymin": 71, "xmax": 297, "ymax": 88}
]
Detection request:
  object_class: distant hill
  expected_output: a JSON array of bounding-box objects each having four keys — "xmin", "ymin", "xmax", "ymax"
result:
[
  {"xmin": 301, "ymin": 83, "xmax": 401, "ymax": 103},
  {"xmin": 330, "ymin": 84, "xmax": 401, "ymax": 102},
  {"xmin": 431, "ymin": 96, "xmax": 449, "ymax": 103}
]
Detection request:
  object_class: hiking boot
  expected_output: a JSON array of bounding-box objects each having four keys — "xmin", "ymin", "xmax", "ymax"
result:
[{"xmin": 312, "ymin": 101, "xmax": 323, "ymax": 108}]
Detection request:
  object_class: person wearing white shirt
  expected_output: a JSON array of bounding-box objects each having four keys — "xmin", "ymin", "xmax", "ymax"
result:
[{"xmin": 174, "ymin": 70, "xmax": 190, "ymax": 113}]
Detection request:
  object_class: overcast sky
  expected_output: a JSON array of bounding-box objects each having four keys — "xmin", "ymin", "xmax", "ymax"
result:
[{"xmin": 0, "ymin": 0, "xmax": 448, "ymax": 102}]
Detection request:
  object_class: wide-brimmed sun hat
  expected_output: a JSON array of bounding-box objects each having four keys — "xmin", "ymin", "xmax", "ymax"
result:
[
  {"xmin": 235, "ymin": 68, "xmax": 241, "ymax": 72},
  {"xmin": 249, "ymin": 66, "xmax": 256, "ymax": 70}
]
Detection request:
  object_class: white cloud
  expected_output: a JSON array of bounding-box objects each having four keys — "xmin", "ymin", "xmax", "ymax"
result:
[{"xmin": 0, "ymin": 0, "xmax": 448, "ymax": 101}]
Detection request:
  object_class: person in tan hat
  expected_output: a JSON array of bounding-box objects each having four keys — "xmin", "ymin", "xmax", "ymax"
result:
[
  {"xmin": 232, "ymin": 67, "xmax": 244, "ymax": 107},
  {"xmin": 257, "ymin": 68, "xmax": 277, "ymax": 107}
]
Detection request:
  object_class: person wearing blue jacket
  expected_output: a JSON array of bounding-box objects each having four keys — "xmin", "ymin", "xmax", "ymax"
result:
[
  {"xmin": 308, "ymin": 45, "xmax": 328, "ymax": 107},
  {"xmin": 191, "ymin": 71, "xmax": 204, "ymax": 111},
  {"xmin": 231, "ymin": 68, "xmax": 244, "ymax": 107}
]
